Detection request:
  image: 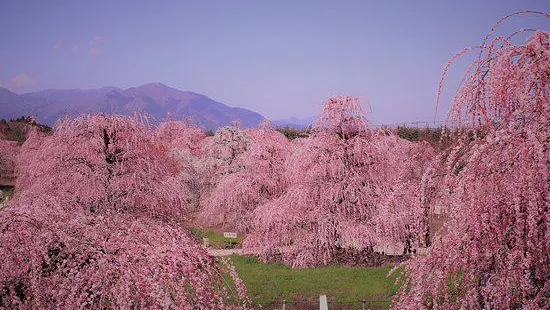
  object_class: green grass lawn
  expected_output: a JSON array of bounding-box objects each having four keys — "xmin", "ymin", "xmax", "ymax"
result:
[
  {"xmin": 224, "ymin": 255, "xmax": 401, "ymax": 308},
  {"xmin": 188, "ymin": 227, "xmax": 243, "ymax": 248}
]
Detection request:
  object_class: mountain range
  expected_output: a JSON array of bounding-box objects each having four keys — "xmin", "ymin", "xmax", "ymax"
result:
[
  {"xmin": 272, "ymin": 116, "xmax": 316, "ymax": 129},
  {"xmin": 0, "ymin": 83, "xmax": 267, "ymax": 130}
]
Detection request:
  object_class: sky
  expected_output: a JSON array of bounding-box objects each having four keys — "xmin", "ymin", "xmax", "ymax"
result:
[{"xmin": 0, "ymin": 1, "xmax": 548, "ymax": 124}]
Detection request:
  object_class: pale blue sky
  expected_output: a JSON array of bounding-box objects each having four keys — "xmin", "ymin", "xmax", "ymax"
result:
[{"xmin": 0, "ymin": 1, "xmax": 548, "ymax": 124}]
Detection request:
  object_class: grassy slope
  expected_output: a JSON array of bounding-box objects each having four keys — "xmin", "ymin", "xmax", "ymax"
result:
[{"xmin": 226, "ymin": 255, "xmax": 400, "ymax": 308}]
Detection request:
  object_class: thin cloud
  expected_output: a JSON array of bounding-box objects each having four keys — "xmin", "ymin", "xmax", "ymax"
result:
[
  {"xmin": 89, "ymin": 47, "xmax": 104, "ymax": 56},
  {"xmin": 90, "ymin": 36, "xmax": 103, "ymax": 46},
  {"xmin": 89, "ymin": 35, "xmax": 104, "ymax": 56},
  {"xmin": 71, "ymin": 43, "xmax": 81, "ymax": 52},
  {"xmin": 0, "ymin": 73, "xmax": 38, "ymax": 89},
  {"xmin": 53, "ymin": 40, "xmax": 63, "ymax": 51}
]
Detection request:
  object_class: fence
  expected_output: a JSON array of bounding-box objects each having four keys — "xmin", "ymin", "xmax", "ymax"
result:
[
  {"xmin": 251, "ymin": 299, "xmax": 392, "ymax": 310},
  {"xmin": 374, "ymin": 120, "xmax": 445, "ymax": 128}
]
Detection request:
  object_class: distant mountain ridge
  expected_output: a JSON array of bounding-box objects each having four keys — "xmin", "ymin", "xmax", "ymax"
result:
[
  {"xmin": 273, "ymin": 116, "xmax": 316, "ymax": 129},
  {"xmin": 0, "ymin": 83, "xmax": 265, "ymax": 130}
]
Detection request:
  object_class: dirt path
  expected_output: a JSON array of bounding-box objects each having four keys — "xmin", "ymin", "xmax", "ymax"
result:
[{"xmin": 207, "ymin": 248, "xmax": 243, "ymax": 257}]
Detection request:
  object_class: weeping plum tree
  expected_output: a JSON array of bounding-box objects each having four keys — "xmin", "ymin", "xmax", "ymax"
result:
[
  {"xmin": 373, "ymin": 136, "xmax": 435, "ymax": 252},
  {"xmin": 198, "ymin": 120, "xmax": 290, "ymax": 233},
  {"xmin": 393, "ymin": 23, "xmax": 549, "ymax": 309},
  {"xmin": 10, "ymin": 128, "xmax": 48, "ymax": 198},
  {"xmin": 0, "ymin": 198, "xmax": 247, "ymax": 309},
  {"xmin": 1, "ymin": 114, "xmax": 249, "ymax": 308},
  {"xmin": 244, "ymin": 96, "xmax": 431, "ymax": 267},
  {"xmin": 156, "ymin": 119, "xmax": 207, "ymax": 156},
  {"xmin": 194, "ymin": 125, "xmax": 251, "ymax": 220},
  {"xmin": 200, "ymin": 125, "xmax": 250, "ymax": 179},
  {"xmin": 14, "ymin": 114, "xmax": 183, "ymax": 221},
  {"xmin": 0, "ymin": 140, "xmax": 20, "ymax": 184},
  {"xmin": 156, "ymin": 120, "xmax": 208, "ymax": 211}
]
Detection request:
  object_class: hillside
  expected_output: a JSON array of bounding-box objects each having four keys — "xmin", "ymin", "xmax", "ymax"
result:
[{"xmin": 0, "ymin": 83, "xmax": 265, "ymax": 130}]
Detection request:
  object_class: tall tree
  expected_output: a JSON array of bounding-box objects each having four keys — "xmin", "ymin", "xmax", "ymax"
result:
[
  {"xmin": 0, "ymin": 140, "xmax": 20, "ymax": 184},
  {"xmin": 194, "ymin": 125, "xmax": 251, "ymax": 218},
  {"xmin": 14, "ymin": 114, "xmax": 183, "ymax": 221},
  {"xmin": 156, "ymin": 120, "xmax": 208, "ymax": 211},
  {"xmin": 155, "ymin": 119, "xmax": 207, "ymax": 156},
  {"xmin": 394, "ymin": 28, "xmax": 549, "ymax": 309},
  {"xmin": 0, "ymin": 199, "xmax": 246, "ymax": 309},
  {"xmin": 244, "ymin": 96, "xmax": 431, "ymax": 267},
  {"xmin": 2, "ymin": 114, "xmax": 248, "ymax": 308},
  {"xmin": 198, "ymin": 121, "xmax": 290, "ymax": 233}
]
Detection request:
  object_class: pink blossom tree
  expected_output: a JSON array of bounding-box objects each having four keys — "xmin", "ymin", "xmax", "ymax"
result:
[
  {"xmin": 194, "ymin": 125, "xmax": 251, "ymax": 219},
  {"xmin": 156, "ymin": 120, "xmax": 208, "ymax": 211},
  {"xmin": 0, "ymin": 198, "xmax": 247, "ymax": 309},
  {"xmin": 12, "ymin": 128, "xmax": 47, "ymax": 193},
  {"xmin": 200, "ymin": 125, "xmax": 250, "ymax": 179},
  {"xmin": 244, "ymin": 96, "xmax": 431, "ymax": 267},
  {"xmin": 373, "ymin": 136, "xmax": 435, "ymax": 252},
  {"xmin": 14, "ymin": 114, "xmax": 184, "ymax": 221},
  {"xmin": 198, "ymin": 120, "xmax": 290, "ymax": 233},
  {"xmin": 394, "ymin": 28, "xmax": 549, "ymax": 309},
  {"xmin": 0, "ymin": 140, "xmax": 20, "ymax": 185},
  {"xmin": 2, "ymin": 114, "xmax": 249, "ymax": 308},
  {"xmin": 155, "ymin": 119, "xmax": 207, "ymax": 156}
]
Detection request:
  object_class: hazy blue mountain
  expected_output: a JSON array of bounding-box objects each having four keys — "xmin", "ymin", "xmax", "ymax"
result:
[
  {"xmin": 273, "ymin": 116, "xmax": 316, "ymax": 129},
  {"xmin": 0, "ymin": 83, "xmax": 265, "ymax": 130},
  {"xmin": 0, "ymin": 87, "xmax": 27, "ymax": 118}
]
